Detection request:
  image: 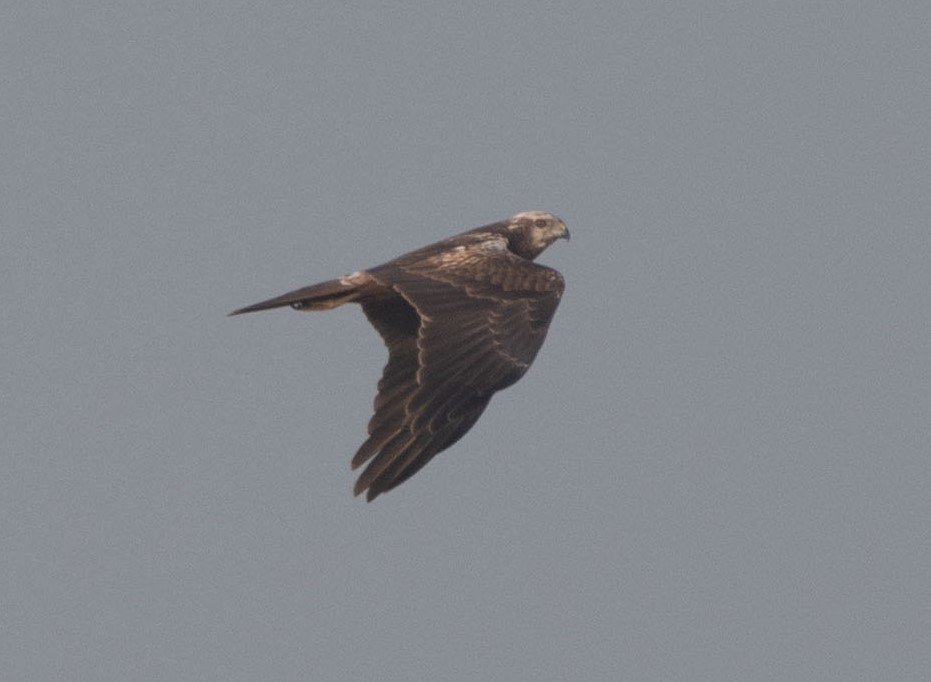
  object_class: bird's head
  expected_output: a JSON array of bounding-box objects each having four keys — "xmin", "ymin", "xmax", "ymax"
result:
[{"xmin": 506, "ymin": 210, "xmax": 570, "ymax": 260}]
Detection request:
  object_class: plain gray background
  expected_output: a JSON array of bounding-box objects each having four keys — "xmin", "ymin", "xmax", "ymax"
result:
[{"xmin": 3, "ymin": 1, "xmax": 930, "ymax": 679}]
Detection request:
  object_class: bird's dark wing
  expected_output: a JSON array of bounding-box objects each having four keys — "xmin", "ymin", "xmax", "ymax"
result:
[{"xmin": 352, "ymin": 236, "xmax": 565, "ymax": 500}]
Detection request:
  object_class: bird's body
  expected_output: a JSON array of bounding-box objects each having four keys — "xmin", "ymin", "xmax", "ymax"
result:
[{"xmin": 232, "ymin": 211, "xmax": 569, "ymax": 500}]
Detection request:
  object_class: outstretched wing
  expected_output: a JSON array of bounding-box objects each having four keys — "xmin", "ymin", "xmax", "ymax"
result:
[{"xmin": 352, "ymin": 235, "xmax": 565, "ymax": 500}]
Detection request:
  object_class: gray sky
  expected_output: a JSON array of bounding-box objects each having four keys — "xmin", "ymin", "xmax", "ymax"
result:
[{"xmin": 3, "ymin": 1, "xmax": 930, "ymax": 679}]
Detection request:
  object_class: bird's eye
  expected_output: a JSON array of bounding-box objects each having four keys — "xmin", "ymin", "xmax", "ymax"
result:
[{"xmin": 535, "ymin": 219, "xmax": 548, "ymax": 228}]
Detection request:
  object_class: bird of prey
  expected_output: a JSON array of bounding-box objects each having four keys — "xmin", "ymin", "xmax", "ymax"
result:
[{"xmin": 231, "ymin": 210, "xmax": 569, "ymax": 501}]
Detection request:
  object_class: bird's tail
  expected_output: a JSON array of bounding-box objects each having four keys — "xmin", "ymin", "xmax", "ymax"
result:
[{"xmin": 229, "ymin": 276, "xmax": 367, "ymax": 316}]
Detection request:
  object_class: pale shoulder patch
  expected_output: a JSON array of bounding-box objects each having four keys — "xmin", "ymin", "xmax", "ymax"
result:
[
  {"xmin": 423, "ymin": 234, "xmax": 508, "ymax": 268},
  {"xmin": 476, "ymin": 235, "xmax": 509, "ymax": 251},
  {"xmin": 339, "ymin": 270, "xmax": 369, "ymax": 286}
]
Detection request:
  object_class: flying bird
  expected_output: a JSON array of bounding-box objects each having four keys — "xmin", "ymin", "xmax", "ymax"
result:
[{"xmin": 231, "ymin": 211, "xmax": 569, "ymax": 501}]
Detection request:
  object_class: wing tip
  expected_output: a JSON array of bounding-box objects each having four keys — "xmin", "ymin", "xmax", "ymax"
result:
[{"xmin": 353, "ymin": 480, "xmax": 381, "ymax": 502}]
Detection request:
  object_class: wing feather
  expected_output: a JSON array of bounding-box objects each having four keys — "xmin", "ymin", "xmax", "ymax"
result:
[{"xmin": 350, "ymin": 237, "xmax": 564, "ymax": 499}]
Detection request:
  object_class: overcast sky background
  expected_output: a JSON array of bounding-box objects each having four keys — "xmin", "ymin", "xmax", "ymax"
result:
[{"xmin": 3, "ymin": 2, "xmax": 930, "ymax": 680}]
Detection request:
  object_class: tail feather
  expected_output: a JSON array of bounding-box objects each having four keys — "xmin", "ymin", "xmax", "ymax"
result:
[{"xmin": 229, "ymin": 277, "xmax": 364, "ymax": 316}]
